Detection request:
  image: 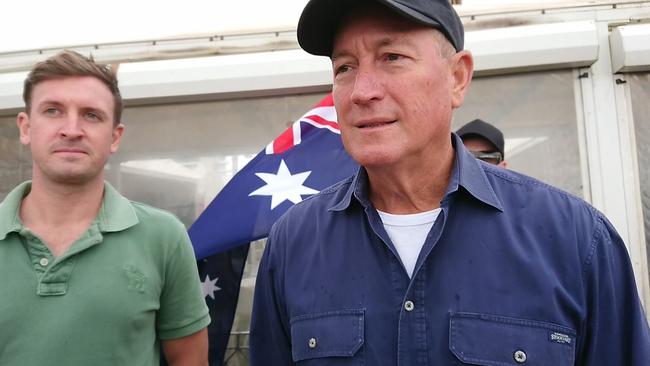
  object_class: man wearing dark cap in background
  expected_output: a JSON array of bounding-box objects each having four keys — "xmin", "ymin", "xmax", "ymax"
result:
[
  {"xmin": 250, "ymin": 0, "xmax": 650, "ymax": 365},
  {"xmin": 457, "ymin": 118, "xmax": 507, "ymax": 167}
]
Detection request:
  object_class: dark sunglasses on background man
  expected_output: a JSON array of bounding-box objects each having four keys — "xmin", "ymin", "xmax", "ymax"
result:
[{"xmin": 471, "ymin": 151, "xmax": 503, "ymax": 165}]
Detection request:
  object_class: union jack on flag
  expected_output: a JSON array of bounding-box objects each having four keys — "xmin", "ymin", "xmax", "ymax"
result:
[
  {"xmin": 189, "ymin": 94, "xmax": 358, "ymax": 259},
  {"xmin": 265, "ymin": 94, "xmax": 340, "ymax": 154}
]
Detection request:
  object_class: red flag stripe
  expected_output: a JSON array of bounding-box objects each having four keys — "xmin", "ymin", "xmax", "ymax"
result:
[{"xmin": 265, "ymin": 95, "xmax": 338, "ymax": 155}]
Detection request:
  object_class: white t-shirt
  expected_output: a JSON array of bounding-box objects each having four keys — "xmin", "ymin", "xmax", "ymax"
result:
[{"xmin": 377, "ymin": 208, "xmax": 442, "ymax": 278}]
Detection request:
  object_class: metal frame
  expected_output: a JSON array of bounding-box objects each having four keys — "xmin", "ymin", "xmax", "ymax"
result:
[
  {"xmin": 612, "ymin": 73, "xmax": 650, "ymax": 305},
  {"xmin": 0, "ymin": 20, "xmax": 601, "ymax": 112},
  {"xmin": 610, "ymin": 23, "xmax": 650, "ymax": 72},
  {"xmin": 577, "ymin": 20, "xmax": 650, "ymax": 310},
  {"xmin": 607, "ymin": 12, "xmax": 650, "ymax": 308}
]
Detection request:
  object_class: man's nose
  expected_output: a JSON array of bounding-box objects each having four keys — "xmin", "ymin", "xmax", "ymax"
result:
[
  {"xmin": 350, "ymin": 67, "xmax": 384, "ymax": 105},
  {"xmin": 59, "ymin": 115, "xmax": 84, "ymax": 139}
]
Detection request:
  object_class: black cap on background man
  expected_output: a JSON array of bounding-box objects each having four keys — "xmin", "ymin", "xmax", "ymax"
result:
[{"xmin": 456, "ymin": 119, "xmax": 507, "ymax": 167}]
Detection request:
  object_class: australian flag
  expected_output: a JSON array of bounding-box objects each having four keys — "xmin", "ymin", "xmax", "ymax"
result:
[
  {"xmin": 189, "ymin": 94, "xmax": 358, "ymax": 258},
  {"xmin": 188, "ymin": 94, "xmax": 358, "ymax": 365}
]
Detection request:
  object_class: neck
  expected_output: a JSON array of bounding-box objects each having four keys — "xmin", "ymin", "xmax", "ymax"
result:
[
  {"xmin": 367, "ymin": 145, "xmax": 454, "ymax": 214},
  {"xmin": 20, "ymin": 174, "xmax": 105, "ymax": 229}
]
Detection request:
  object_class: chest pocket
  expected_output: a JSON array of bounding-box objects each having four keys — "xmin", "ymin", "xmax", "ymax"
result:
[
  {"xmin": 450, "ymin": 312, "xmax": 576, "ymax": 365},
  {"xmin": 290, "ymin": 309, "xmax": 365, "ymax": 364}
]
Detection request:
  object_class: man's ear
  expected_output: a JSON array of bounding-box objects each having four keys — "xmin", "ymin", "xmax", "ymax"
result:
[
  {"xmin": 450, "ymin": 50, "xmax": 474, "ymax": 109},
  {"xmin": 17, "ymin": 112, "xmax": 31, "ymax": 146},
  {"xmin": 110, "ymin": 123, "xmax": 125, "ymax": 154}
]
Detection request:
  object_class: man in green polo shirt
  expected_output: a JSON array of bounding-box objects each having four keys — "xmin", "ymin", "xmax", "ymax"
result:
[{"xmin": 0, "ymin": 51, "xmax": 210, "ymax": 365}]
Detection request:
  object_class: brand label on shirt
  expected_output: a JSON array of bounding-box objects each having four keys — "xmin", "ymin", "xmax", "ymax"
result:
[
  {"xmin": 124, "ymin": 264, "xmax": 147, "ymax": 293},
  {"xmin": 549, "ymin": 331, "xmax": 572, "ymax": 345}
]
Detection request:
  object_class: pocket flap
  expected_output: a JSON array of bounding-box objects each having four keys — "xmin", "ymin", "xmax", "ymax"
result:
[
  {"xmin": 291, "ymin": 309, "xmax": 364, "ymax": 362},
  {"xmin": 450, "ymin": 312, "xmax": 576, "ymax": 365}
]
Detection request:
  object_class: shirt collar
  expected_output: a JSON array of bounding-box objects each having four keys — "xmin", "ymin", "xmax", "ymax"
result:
[
  {"xmin": 0, "ymin": 181, "xmax": 31, "ymax": 240},
  {"xmin": 0, "ymin": 181, "xmax": 139, "ymax": 241},
  {"xmin": 449, "ymin": 133, "xmax": 503, "ymax": 211},
  {"xmin": 329, "ymin": 167, "xmax": 369, "ymax": 212},
  {"xmin": 329, "ymin": 133, "xmax": 503, "ymax": 212},
  {"xmin": 97, "ymin": 182, "xmax": 139, "ymax": 233}
]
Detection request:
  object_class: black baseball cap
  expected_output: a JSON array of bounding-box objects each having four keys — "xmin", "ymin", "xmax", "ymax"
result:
[
  {"xmin": 297, "ymin": 0, "xmax": 464, "ymax": 57},
  {"xmin": 456, "ymin": 119, "xmax": 505, "ymax": 157}
]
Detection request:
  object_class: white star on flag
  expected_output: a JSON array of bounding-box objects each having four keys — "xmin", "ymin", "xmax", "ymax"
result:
[
  {"xmin": 249, "ymin": 159, "xmax": 319, "ymax": 209},
  {"xmin": 201, "ymin": 274, "xmax": 221, "ymax": 300}
]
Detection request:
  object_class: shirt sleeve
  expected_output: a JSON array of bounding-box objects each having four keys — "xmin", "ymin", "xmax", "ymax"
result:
[
  {"xmin": 578, "ymin": 214, "xmax": 650, "ymax": 365},
  {"xmin": 157, "ymin": 224, "xmax": 211, "ymax": 340},
  {"xmin": 250, "ymin": 222, "xmax": 295, "ymax": 365}
]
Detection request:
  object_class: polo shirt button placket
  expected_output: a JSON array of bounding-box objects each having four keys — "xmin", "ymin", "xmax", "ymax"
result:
[{"xmin": 39, "ymin": 257, "xmax": 49, "ymax": 267}]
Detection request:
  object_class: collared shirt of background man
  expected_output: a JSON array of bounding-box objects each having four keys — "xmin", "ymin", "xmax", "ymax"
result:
[
  {"xmin": 457, "ymin": 118, "xmax": 507, "ymax": 167},
  {"xmin": 250, "ymin": 0, "xmax": 650, "ymax": 365},
  {"xmin": 0, "ymin": 50, "xmax": 210, "ymax": 366}
]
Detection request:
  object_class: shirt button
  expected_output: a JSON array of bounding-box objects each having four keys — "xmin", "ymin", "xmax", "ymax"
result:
[
  {"xmin": 514, "ymin": 350, "xmax": 527, "ymax": 363},
  {"xmin": 39, "ymin": 258, "xmax": 49, "ymax": 267},
  {"xmin": 308, "ymin": 337, "xmax": 317, "ymax": 349},
  {"xmin": 404, "ymin": 300, "xmax": 415, "ymax": 312}
]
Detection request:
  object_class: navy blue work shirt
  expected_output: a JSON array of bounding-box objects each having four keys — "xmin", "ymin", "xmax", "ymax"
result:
[{"xmin": 250, "ymin": 134, "xmax": 650, "ymax": 365}]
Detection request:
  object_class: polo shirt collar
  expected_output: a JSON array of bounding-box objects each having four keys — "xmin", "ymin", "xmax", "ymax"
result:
[
  {"xmin": 329, "ymin": 133, "xmax": 503, "ymax": 212},
  {"xmin": 0, "ymin": 181, "xmax": 139, "ymax": 240},
  {"xmin": 98, "ymin": 182, "xmax": 139, "ymax": 232},
  {"xmin": 0, "ymin": 181, "xmax": 31, "ymax": 240}
]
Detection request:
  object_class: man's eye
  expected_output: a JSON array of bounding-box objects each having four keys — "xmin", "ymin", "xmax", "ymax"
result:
[
  {"xmin": 386, "ymin": 53, "xmax": 401, "ymax": 61},
  {"xmin": 335, "ymin": 65, "xmax": 351, "ymax": 75},
  {"xmin": 44, "ymin": 108, "xmax": 60, "ymax": 116},
  {"xmin": 84, "ymin": 112, "xmax": 101, "ymax": 121}
]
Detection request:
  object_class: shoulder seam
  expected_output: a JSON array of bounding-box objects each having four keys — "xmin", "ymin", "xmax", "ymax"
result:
[
  {"xmin": 582, "ymin": 212, "xmax": 603, "ymax": 281},
  {"xmin": 128, "ymin": 200, "xmax": 179, "ymax": 218},
  {"xmin": 582, "ymin": 214, "xmax": 605, "ymax": 278}
]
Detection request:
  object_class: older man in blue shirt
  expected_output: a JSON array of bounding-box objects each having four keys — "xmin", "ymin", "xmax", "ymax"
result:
[{"xmin": 250, "ymin": 0, "xmax": 650, "ymax": 365}]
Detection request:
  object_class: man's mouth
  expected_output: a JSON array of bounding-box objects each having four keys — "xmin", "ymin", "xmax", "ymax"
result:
[
  {"xmin": 53, "ymin": 148, "xmax": 87, "ymax": 154},
  {"xmin": 357, "ymin": 120, "xmax": 397, "ymax": 129}
]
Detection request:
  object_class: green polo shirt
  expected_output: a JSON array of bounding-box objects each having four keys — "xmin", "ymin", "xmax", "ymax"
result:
[{"xmin": 0, "ymin": 181, "xmax": 210, "ymax": 366}]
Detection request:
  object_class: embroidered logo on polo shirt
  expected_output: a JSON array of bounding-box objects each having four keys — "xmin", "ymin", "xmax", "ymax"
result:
[
  {"xmin": 123, "ymin": 265, "xmax": 146, "ymax": 293},
  {"xmin": 549, "ymin": 331, "xmax": 572, "ymax": 345}
]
